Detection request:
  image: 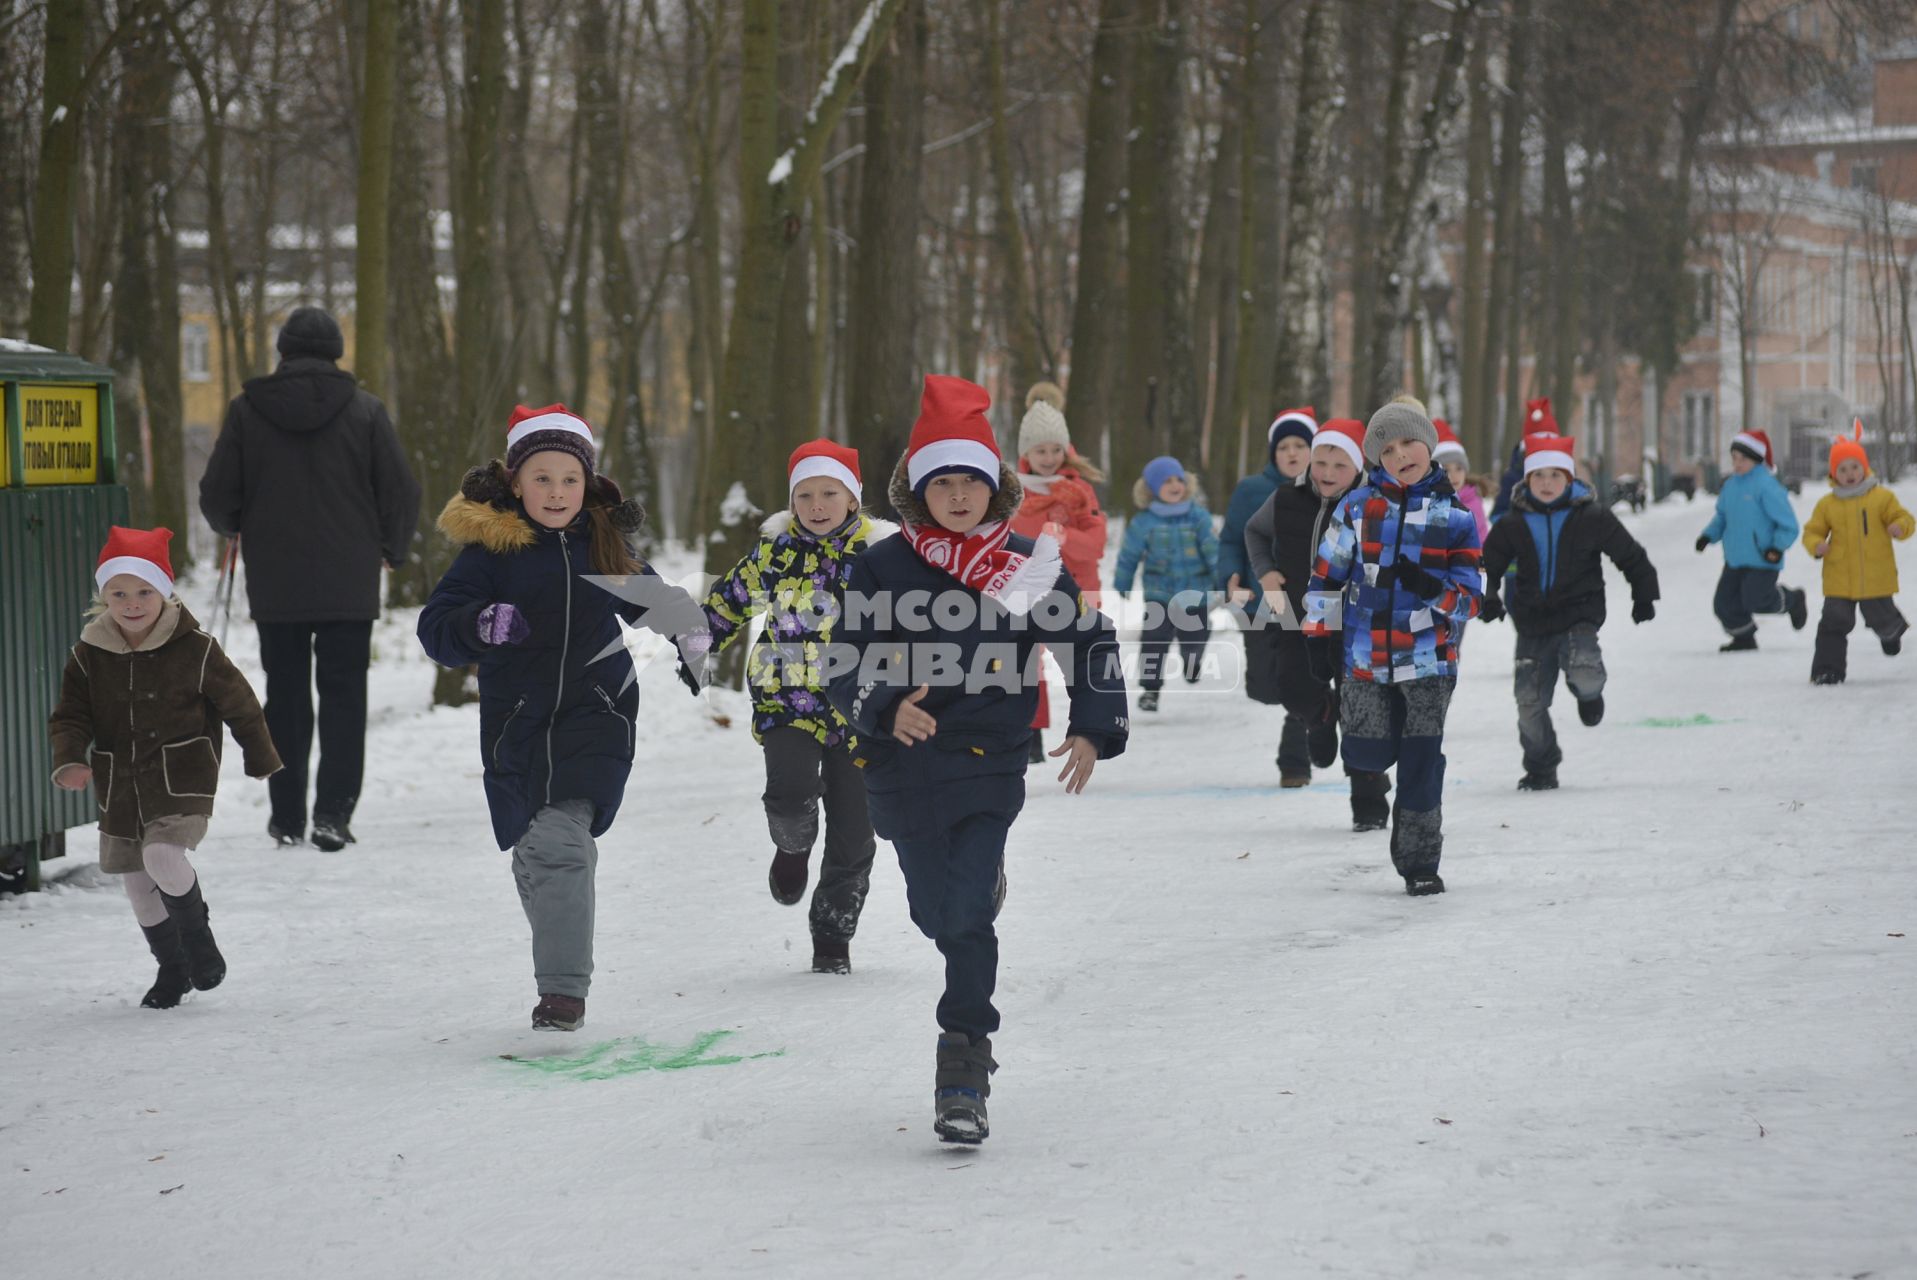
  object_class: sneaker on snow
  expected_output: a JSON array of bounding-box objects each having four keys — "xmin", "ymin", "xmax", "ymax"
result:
[
  {"xmin": 1785, "ymin": 586, "xmax": 1809, "ymax": 630},
  {"xmin": 1137, "ymin": 690, "xmax": 1159, "ymax": 713},
  {"xmin": 1719, "ymin": 633, "xmax": 1758, "ymax": 652},
  {"xmin": 1577, "ymin": 695, "xmax": 1604, "ymax": 727},
  {"xmin": 934, "ymin": 1032, "xmax": 996, "ymax": 1145},
  {"xmin": 531, "ymin": 993, "xmax": 585, "ymax": 1031},
  {"xmin": 1810, "ymin": 670, "xmax": 1844, "ymax": 685},
  {"xmin": 1404, "ymin": 875, "xmax": 1446, "ymax": 897},
  {"xmin": 768, "ymin": 849, "xmax": 808, "ymax": 905},
  {"xmin": 310, "ymin": 818, "xmax": 356, "ymax": 853},
  {"xmin": 811, "ymin": 938, "xmax": 851, "ymax": 975},
  {"xmin": 267, "ymin": 820, "xmax": 303, "ymax": 848},
  {"xmin": 1518, "ymin": 769, "xmax": 1559, "ymax": 791}
]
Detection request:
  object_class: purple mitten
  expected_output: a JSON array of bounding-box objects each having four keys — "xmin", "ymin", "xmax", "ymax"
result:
[{"xmin": 476, "ymin": 603, "xmax": 531, "ymax": 646}]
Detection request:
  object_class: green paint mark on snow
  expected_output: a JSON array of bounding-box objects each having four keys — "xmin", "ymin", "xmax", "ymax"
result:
[
  {"xmin": 1634, "ymin": 714, "xmax": 1732, "ymax": 729},
  {"xmin": 501, "ymin": 1030, "xmax": 784, "ymax": 1081}
]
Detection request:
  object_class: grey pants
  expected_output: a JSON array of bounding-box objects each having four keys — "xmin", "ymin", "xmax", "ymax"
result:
[
  {"xmin": 511, "ymin": 799, "xmax": 598, "ymax": 999},
  {"xmin": 1513, "ymin": 625, "xmax": 1607, "ymax": 774}
]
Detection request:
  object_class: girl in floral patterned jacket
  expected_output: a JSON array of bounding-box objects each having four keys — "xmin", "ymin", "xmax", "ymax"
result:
[{"xmin": 685, "ymin": 440, "xmax": 894, "ymax": 974}]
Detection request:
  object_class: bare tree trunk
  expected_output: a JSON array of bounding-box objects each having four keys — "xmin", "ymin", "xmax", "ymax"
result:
[
  {"xmin": 1193, "ymin": 53, "xmax": 1243, "ymax": 494},
  {"xmin": 1541, "ymin": 33, "xmax": 1577, "ymax": 421},
  {"xmin": 1458, "ymin": 22, "xmax": 1492, "ymax": 446},
  {"xmin": 356, "ymin": 0, "xmax": 398, "ymax": 395},
  {"xmin": 986, "ymin": 0, "xmax": 1045, "ymax": 395},
  {"xmin": 27, "ymin": 0, "xmax": 86, "ymax": 347},
  {"xmin": 1481, "ymin": 0, "xmax": 1529, "ymax": 456},
  {"xmin": 453, "ymin": 0, "xmax": 509, "ymax": 466},
  {"xmin": 1272, "ymin": 0, "xmax": 1340, "ymax": 415},
  {"xmin": 1064, "ymin": 0, "xmax": 1132, "ymax": 470},
  {"xmin": 772, "ymin": 0, "xmax": 822, "ymax": 447},
  {"xmin": 1225, "ymin": 0, "xmax": 1282, "ymax": 480},
  {"xmin": 845, "ymin": 0, "xmax": 926, "ymax": 467},
  {"xmin": 1358, "ymin": 0, "xmax": 1480, "ymax": 408}
]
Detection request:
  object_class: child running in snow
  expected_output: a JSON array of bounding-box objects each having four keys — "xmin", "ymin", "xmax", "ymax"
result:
[
  {"xmin": 1696, "ymin": 429, "xmax": 1809, "ymax": 651},
  {"xmin": 1114, "ymin": 455, "xmax": 1219, "ymax": 712},
  {"xmin": 1220, "ymin": 408, "xmax": 1317, "ymax": 782},
  {"xmin": 1479, "ymin": 434, "xmax": 1660, "ymax": 791},
  {"xmin": 826, "ymin": 375, "xmax": 1128, "ymax": 1144},
  {"xmin": 683, "ymin": 440, "xmax": 889, "ymax": 974},
  {"xmin": 418, "ymin": 404, "xmax": 703, "ymax": 1032},
  {"xmin": 1243, "ymin": 418, "xmax": 1389, "ymax": 816},
  {"xmin": 49, "ymin": 526, "xmax": 283, "ymax": 1009},
  {"xmin": 1006, "ymin": 382, "xmax": 1107, "ymax": 763},
  {"xmin": 1803, "ymin": 421, "xmax": 1913, "ymax": 684},
  {"xmin": 1433, "ymin": 419, "xmax": 1490, "ymax": 543},
  {"xmin": 1304, "ymin": 397, "xmax": 1482, "ymax": 895}
]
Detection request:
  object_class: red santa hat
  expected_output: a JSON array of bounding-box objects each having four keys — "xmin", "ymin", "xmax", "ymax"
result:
[
  {"xmin": 1432, "ymin": 418, "xmax": 1467, "ymax": 465},
  {"xmin": 96, "ymin": 525, "xmax": 175, "ymax": 597},
  {"xmin": 1523, "ymin": 434, "xmax": 1577, "ymax": 477},
  {"xmin": 788, "ymin": 438, "xmax": 862, "ymax": 502},
  {"xmin": 1731, "ymin": 429, "xmax": 1775, "ymax": 469},
  {"xmin": 505, "ymin": 403, "xmax": 597, "ymax": 474},
  {"xmin": 1523, "ymin": 398, "xmax": 1560, "ymax": 437},
  {"xmin": 905, "ymin": 375, "xmax": 1001, "ymax": 494},
  {"xmin": 1311, "ymin": 418, "xmax": 1368, "ymax": 472}
]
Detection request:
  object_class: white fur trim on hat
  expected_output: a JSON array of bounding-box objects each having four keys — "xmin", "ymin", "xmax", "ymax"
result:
[
  {"xmin": 507, "ymin": 410, "xmax": 596, "ymax": 454},
  {"xmin": 908, "ymin": 438, "xmax": 1000, "ymax": 490},
  {"xmin": 1018, "ymin": 400, "xmax": 1071, "ymax": 456},
  {"xmin": 788, "ymin": 455, "xmax": 862, "ymax": 501},
  {"xmin": 1523, "ymin": 448, "xmax": 1575, "ymax": 476},
  {"xmin": 1731, "ymin": 431, "xmax": 1768, "ymax": 461},
  {"xmin": 1432, "ymin": 439, "xmax": 1467, "ymax": 463},
  {"xmin": 1313, "ymin": 433, "xmax": 1365, "ymax": 473},
  {"xmin": 96, "ymin": 555, "xmax": 174, "ymax": 598}
]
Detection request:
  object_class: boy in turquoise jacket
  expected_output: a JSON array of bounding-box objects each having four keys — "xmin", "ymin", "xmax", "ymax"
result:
[{"xmin": 1697, "ymin": 429, "xmax": 1808, "ymax": 651}]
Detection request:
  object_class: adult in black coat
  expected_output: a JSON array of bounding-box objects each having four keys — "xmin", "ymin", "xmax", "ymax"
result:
[{"xmin": 198, "ymin": 306, "xmax": 421, "ymax": 850}]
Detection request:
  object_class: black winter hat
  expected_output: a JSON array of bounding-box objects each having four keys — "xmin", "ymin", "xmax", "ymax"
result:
[{"xmin": 276, "ymin": 306, "xmax": 345, "ymax": 362}]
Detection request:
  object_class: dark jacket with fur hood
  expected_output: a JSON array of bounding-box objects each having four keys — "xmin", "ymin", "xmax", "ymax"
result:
[
  {"xmin": 823, "ymin": 458, "xmax": 1128, "ymax": 846},
  {"xmin": 417, "ymin": 463, "xmax": 702, "ymax": 850},
  {"xmin": 199, "ymin": 356, "xmax": 421, "ymax": 623},
  {"xmin": 48, "ymin": 602, "xmax": 282, "ymax": 842}
]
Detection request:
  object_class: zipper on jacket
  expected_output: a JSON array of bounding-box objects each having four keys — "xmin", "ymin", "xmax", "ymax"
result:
[
  {"xmin": 494, "ymin": 696, "xmax": 527, "ymax": 770},
  {"xmin": 594, "ymin": 684, "xmax": 633, "ymax": 754},
  {"xmin": 548, "ymin": 530, "xmax": 574, "ymax": 803}
]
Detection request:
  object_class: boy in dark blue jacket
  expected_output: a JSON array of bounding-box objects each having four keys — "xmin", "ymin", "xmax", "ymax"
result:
[
  {"xmin": 827, "ymin": 376, "xmax": 1128, "ymax": 1144},
  {"xmin": 419, "ymin": 405, "xmax": 702, "ymax": 1032},
  {"xmin": 1479, "ymin": 434, "xmax": 1660, "ymax": 791}
]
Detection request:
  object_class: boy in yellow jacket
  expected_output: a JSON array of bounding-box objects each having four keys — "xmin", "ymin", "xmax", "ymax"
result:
[{"xmin": 1803, "ymin": 422, "xmax": 1913, "ymax": 684}]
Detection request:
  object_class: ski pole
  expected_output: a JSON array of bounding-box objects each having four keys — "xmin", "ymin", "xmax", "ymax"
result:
[{"xmin": 216, "ymin": 536, "xmax": 240, "ymax": 649}]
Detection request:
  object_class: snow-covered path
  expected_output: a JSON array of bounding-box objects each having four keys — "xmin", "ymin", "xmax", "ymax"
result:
[{"xmin": 6, "ymin": 494, "xmax": 1913, "ymax": 1279}]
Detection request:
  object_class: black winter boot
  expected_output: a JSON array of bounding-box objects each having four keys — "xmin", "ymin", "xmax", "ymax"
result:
[
  {"xmin": 1518, "ymin": 769, "xmax": 1559, "ymax": 791},
  {"xmin": 1785, "ymin": 586, "xmax": 1809, "ymax": 631},
  {"xmin": 1577, "ymin": 695, "xmax": 1605, "ymax": 727},
  {"xmin": 1720, "ymin": 633, "xmax": 1758, "ymax": 652},
  {"xmin": 1404, "ymin": 874, "xmax": 1446, "ymax": 896},
  {"xmin": 1307, "ymin": 721, "xmax": 1340, "ymax": 770},
  {"xmin": 267, "ymin": 819, "xmax": 302, "ymax": 848},
  {"xmin": 311, "ymin": 818, "xmax": 356, "ymax": 853},
  {"xmin": 811, "ymin": 937, "xmax": 851, "ymax": 975},
  {"xmin": 934, "ymin": 1031, "xmax": 997, "ymax": 1144},
  {"xmin": 768, "ymin": 849, "xmax": 808, "ymax": 905},
  {"xmin": 1138, "ymin": 690, "xmax": 1159, "ymax": 713},
  {"xmin": 139, "ymin": 919, "xmax": 193, "ymax": 1009},
  {"xmin": 158, "ymin": 880, "xmax": 225, "ymax": 991},
  {"xmin": 1350, "ymin": 771, "xmax": 1391, "ymax": 832}
]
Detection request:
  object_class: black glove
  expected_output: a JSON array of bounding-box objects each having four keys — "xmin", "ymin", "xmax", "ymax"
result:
[
  {"xmin": 1632, "ymin": 598, "xmax": 1656, "ymax": 625},
  {"xmin": 1695, "ymin": 535, "xmax": 1710, "ymax": 554},
  {"xmin": 1479, "ymin": 591, "xmax": 1506, "ymax": 623},
  {"xmin": 675, "ymin": 660, "xmax": 703, "ymax": 696},
  {"xmin": 1391, "ymin": 561, "xmax": 1448, "ymax": 601},
  {"xmin": 1762, "ymin": 547, "xmax": 1782, "ymax": 565},
  {"xmin": 1306, "ymin": 635, "xmax": 1335, "ymax": 684},
  {"xmin": 1318, "ymin": 685, "xmax": 1340, "ymax": 727}
]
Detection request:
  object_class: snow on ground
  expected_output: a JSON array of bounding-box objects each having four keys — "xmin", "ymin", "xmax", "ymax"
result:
[{"xmin": 5, "ymin": 493, "xmax": 1914, "ymax": 1279}]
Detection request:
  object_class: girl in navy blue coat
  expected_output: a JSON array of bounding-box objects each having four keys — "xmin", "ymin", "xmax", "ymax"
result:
[
  {"xmin": 827, "ymin": 375, "xmax": 1129, "ymax": 1145},
  {"xmin": 419, "ymin": 405, "xmax": 702, "ymax": 1032}
]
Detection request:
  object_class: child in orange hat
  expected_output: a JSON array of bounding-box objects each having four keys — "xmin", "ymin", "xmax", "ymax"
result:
[{"xmin": 1802, "ymin": 422, "xmax": 1913, "ymax": 683}]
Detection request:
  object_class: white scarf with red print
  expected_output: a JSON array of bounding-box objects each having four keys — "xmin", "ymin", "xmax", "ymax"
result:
[{"xmin": 900, "ymin": 519, "xmax": 1062, "ymax": 617}]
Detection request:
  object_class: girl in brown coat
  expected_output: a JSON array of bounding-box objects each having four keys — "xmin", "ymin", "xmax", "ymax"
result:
[{"xmin": 48, "ymin": 527, "xmax": 282, "ymax": 1009}]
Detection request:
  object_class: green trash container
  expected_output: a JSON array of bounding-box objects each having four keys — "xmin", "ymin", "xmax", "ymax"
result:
[{"xmin": 0, "ymin": 344, "xmax": 127, "ymax": 892}]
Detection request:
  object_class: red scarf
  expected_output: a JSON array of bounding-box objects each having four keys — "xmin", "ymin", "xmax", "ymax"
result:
[{"xmin": 900, "ymin": 519, "xmax": 1062, "ymax": 617}]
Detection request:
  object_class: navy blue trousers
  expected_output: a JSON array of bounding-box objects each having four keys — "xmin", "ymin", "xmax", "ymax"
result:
[
  {"xmin": 894, "ymin": 810, "xmax": 1014, "ymax": 1040},
  {"xmin": 1712, "ymin": 566, "xmax": 1785, "ymax": 637}
]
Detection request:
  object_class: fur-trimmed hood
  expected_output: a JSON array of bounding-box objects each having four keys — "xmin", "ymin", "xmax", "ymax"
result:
[
  {"xmin": 1132, "ymin": 471, "xmax": 1207, "ymax": 510},
  {"xmin": 436, "ymin": 459, "xmax": 644, "ymax": 554},
  {"xmin": 80, "ymin": 599, "xmax": 193, "ymax": 654},
  {"xmin": 759, "ymin": 509, "xmax": 900, "ymax": 544},
  {"xmin": 886, "ymin": 455, "xmax": 1024, "ymax": 529}
]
